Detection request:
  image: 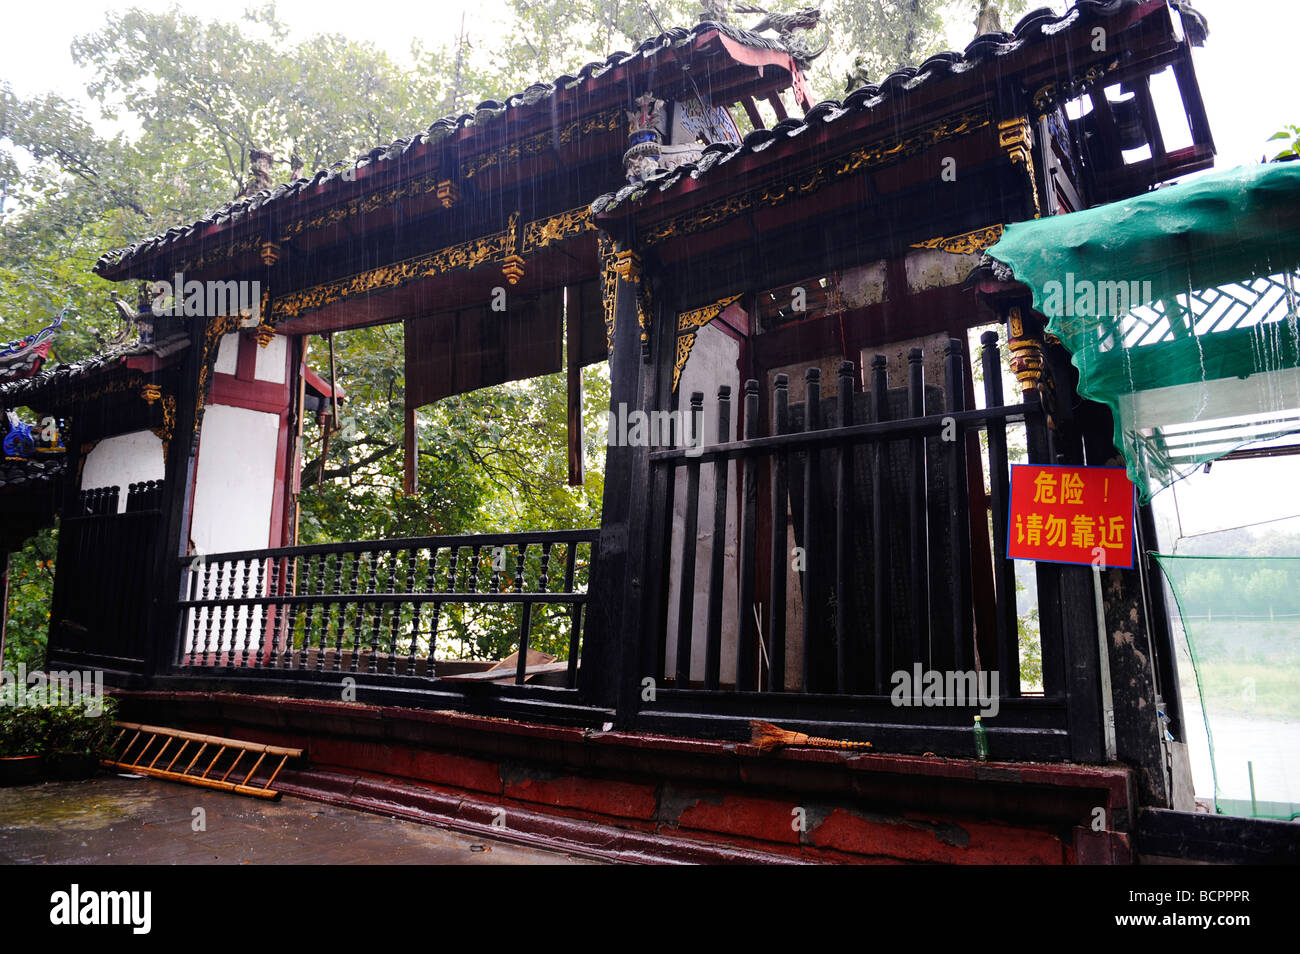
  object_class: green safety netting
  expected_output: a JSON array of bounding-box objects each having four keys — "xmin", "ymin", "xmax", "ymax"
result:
[
  {"xmin": 1153, "ymin": 554, "xmax": 1300, "ymax": 820},
  {"xmin": 987, "ymin": 162, "xmax": 1300, "ymax": 503}
]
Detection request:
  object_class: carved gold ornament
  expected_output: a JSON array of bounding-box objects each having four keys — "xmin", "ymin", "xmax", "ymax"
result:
[
  {"xmin": 998, "ymin": 117, "xmax": 1041, "ymax": 218},
  {"xmin": 673, "ymin": 294, "xmax": 743, "ymax": 392},
  {"xmin": 910, "ymin": 224, "xmax": 1004, "ymax": 255}
]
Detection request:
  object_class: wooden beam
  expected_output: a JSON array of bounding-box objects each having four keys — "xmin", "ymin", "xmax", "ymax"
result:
[
  {"xmin": 404, "ymin": 404, "xmax": 418, "ymax": 496},
  {"xmin": 566, "ymin": 285, "xmax": 585, "ymax": 486}
]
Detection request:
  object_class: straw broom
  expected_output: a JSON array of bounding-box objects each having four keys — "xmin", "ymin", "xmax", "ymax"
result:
[{"xmin": 748, "ymin": 720, "xmax": 873, "ymax": 754}]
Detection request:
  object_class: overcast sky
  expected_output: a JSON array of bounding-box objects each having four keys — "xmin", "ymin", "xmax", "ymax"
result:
[{"xmin": 2, "ymin": 1, "xmax": 1294, "ymax": 169}]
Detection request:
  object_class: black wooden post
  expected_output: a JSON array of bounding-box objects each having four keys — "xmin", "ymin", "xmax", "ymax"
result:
[
  {"xmin": 674, "ymin": 391, "xmax": 704, "ymax": 687},
  {"xmin": 704, "ymin": 385, "xmax": 732, "ymax": 691},
  {"xmin": 981, "ymin": 331, "xmax": 1020, "ymax": 697},
  {"xmin": 767, "ymin": 375, "xmax": 789, "ymax": 692},
  {"xmin": 800, "ymin": 367, "xmax": 822, "ymax": 692},
  {"xmin": 736, "ymin": 380, "xmax": 760, "ymax": 691},
  {"xmin": 835, "ymin": 361, "xmax": 854, "ymax": 692},
  {"xmin": 582, "ymin": 246, "xmax": 666, "ymax": 723}
]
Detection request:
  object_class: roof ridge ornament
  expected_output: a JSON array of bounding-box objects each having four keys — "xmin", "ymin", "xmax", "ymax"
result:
[{"xmin": 733, "ymin": 3, "xmax": 829, "ymax": 62}]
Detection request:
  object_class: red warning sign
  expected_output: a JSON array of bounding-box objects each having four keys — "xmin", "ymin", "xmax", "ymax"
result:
[{"xmin": 1007, "ymin": 465, "xmax": 1134, "ymax": 569}]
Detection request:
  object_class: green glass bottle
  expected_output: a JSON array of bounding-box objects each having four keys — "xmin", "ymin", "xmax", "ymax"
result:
[{"xmin": 973, "ymin": 716, "xmax": 990, "ymax": 761}]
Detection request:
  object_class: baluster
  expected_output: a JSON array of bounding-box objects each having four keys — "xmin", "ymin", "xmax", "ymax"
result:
[
  {"xmin": 215, "ymin": 558, "xmax": 233, "ymax": 666},
  {"xmin": 835, "ymin": 360, "xmax": 855, "ymax": 693},
  {"xmin": 367, "ymin": 550, "xmax": 384, "ymax": 673},
  {"xmin": 252, "ymin": 556, "xmax": 268, "ymax": 666},
  {"xmin": 294, "ymin": 554, "xmax": 312, "ymax": 669},
  {"xmin": 403, "ymin": 547, "xmax": 422, "ymax": 674},
  {"xmin": 674, "ymin": 392, "xmax": 705, "ymax": 688},
  {"xmin": 907, "ymin": 347, "xmax": 929, "ymax": 670},
  {"xmin": 388, "ymin": 549, "xmax": 406, "ymax": 674},
  {"xmin": 870, "ymin": 355, "xmax": 891, "ymax": 694},
  {"xmin": 563, "ymin": 541, "xmax": 581, "ymax": 688},
  {"xmin": 327, "ymin": 552, "xmax": 347, "ymax": 671},
  {"xmin": 515, "ymin": 544, "xmax": 531, "ymax": 685},
  {"xmin": 538, "ymin": 542, "xmax": 553, "ymax": 593},
  {"xmin": 468, "ymin": 545, "xmax": 483, "ymax": 594},
  {"xmin": 767, "ymin": 375, "xmax": 790, "ymax": 693},
  {"xmin": 193, "ymin": 553, "xmax": 212, "ymax": 665},
  {"xmin": 347, "ymin": 551, "xmax": 365, "ymax": 672},
  {"xmin": 704, "ymin": 385, "xmax": 732, "ymax": 691},
  {"xmin": 301, "ymin": 553, "xmax": 323, "ymax": 668},
  {"xmin": 239, "ymin": 556, "xmax": 256, "ymax": 670},
  {"xmin": 945, "ymin": 339, "xmax": 972, "ymax": 673},
  {"xmin": 266, "ymin": 556, "xmax": 282, "ymax": 668},
  {"xmin": 982, "ymin": 331, "xmax": 1019, "ymax": 696},
  {"xmin": 737, "ymin": 380, "xmax": 761, "ymax": 692},
  {"xmin": 429, "ymin": 546, "xmax": 458, "ymax": 674},
  {"xmin": 800, "ymin": 368, "xmax": 822, "ymax": 693}
]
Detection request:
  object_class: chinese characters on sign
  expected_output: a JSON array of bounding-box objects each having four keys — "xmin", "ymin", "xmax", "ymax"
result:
[{"xmin": 1008, "ymin": 465, "xmax": 1134, "ymax": 568}]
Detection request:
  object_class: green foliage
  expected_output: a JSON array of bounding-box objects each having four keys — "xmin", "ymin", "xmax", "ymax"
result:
[
  {"xmin": 1269, "ymin": 124, "xmax": 1300, "ymax": 161},
  {"xmin": 2, "ymin": 528, "xmax": 57, "ymax": 670},
  {"xmin": 0, "ymin": 695, "xmax": 117, "ymax": 758}
]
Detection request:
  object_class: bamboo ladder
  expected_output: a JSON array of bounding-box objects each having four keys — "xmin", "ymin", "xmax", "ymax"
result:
[{"xmin": 103, "ymin": 722, "xmax": 303, "ymax": 800}]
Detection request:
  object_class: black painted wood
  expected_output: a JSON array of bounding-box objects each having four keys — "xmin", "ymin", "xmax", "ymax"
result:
[
  {"xmin": 835, "ymin": 361, "xmax": 855, "ymax": 693},
  {"xmin": 800, "ymin": 368, "xmax": 823, "ymax": 693},
  {"xmin": 704, "ymin": 385, "xmax": 732, "ymax": 691},
  {"xmin": 674, "ymin": 392, "xmax": 704, "ymax": 687},
  {"xmin": 944, "ymin": 340, "xmax": 972, "ymax": 674},
  {"xmin": 767, "ymin": 375, "xmax": 788, "ymax": 693},
  {"xmin": 736, "ymin": 380, "xmax": 761, "ymax": 692},
  {"xmin": 981, "ymin": 332, "xmax": 1020, "ymax": 696},
  {"xmin": 907, "ymin": 349, "xmax": 929, "ymax": 670}
]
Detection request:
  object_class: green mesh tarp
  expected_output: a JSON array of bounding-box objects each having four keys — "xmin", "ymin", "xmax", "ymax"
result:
[
  {"xmin": 1154, "ymin": 554, "xmax": 1300, "ymax": 819},
  {"xmin": 987, "ymin": 163, "xmax": 1300, "ymax": 502}
]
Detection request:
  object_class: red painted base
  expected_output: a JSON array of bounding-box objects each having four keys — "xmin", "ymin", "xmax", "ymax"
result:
[{"xmin": 111, "ymin": 691, "xmax": 1135, "ymax": 865}]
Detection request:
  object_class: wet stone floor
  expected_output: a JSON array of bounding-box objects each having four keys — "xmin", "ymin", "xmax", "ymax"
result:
[{"xmin": 0, "ymin": 775, "xmax": 597, "ymax": 865}]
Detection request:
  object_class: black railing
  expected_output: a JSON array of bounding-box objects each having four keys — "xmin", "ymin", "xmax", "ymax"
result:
[
  {"xmin": 634, "ymin": 334, "xmax": 1098, "ymax": 759},
  {"xmin": 47, "ymin": 482, "xmax": 164, "ymax": 668},
  {"xmin": 175, "ymin": 530, "xmax": 596, "ymax": 687}
]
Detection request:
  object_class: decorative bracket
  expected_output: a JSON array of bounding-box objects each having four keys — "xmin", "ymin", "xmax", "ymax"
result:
[
  {"xmin": 998, "ymin": 117, "xmax": 1041, "ymax": 218},
  {"xmin": 673, "ymin": 294, "xmax": 742, "ymax": 392}
]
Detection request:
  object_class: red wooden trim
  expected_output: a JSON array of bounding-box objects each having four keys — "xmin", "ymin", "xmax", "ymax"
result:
[
  {"xmin": 210, "ymin": 374, "xmax": 290, "ymax": 415},
  {"xmin": 235, "ymin": 332, "xmax": 257, "ymax": 381},
  {"xmin": 303, "ymin": 364, "xmax": 343, "ymax": 401}
]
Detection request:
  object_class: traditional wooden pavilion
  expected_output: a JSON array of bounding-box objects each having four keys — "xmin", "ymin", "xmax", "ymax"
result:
[{"xmin": 6, "ymin": 2, "xmax": 1277, "ymax": 863}]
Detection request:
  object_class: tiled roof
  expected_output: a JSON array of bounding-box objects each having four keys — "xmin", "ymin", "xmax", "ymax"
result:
[
  {"xmin": 94, "ymin": 22, "xmax": 800, "ymax": 277},
  {"xmin": 590, "ymin": 1, "xmax": 1205, "ymax": 219},
  {"xmin": 0, "ymin": 331, "xmax": 188, "ymax": 407}
]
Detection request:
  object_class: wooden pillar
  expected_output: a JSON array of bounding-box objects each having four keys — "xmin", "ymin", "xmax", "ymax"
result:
[
  {"xmin": 581, "ymin": 241, "xmax": 664, "ymax": 721},
  {"xmin": 1075, "ymin": 385, "xmax": 1172, "ymax": 806},
  {"xmin": 566, "ymin": 285, "xmax": 584, "ymax": 487}
]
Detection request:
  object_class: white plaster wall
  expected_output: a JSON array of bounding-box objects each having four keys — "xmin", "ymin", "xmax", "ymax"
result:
[
  {"xmin": 184, "ymin": 403, "xmax": 280, "ymax": 659},
  {"xmin": 905, "ymin": 248, "xmax": 982, "ymax": 294},
  {"xmin": 253, "ymin": 334, "xmax": 287, "ymax": 383},
  {"xmin": 214, "ymin": 332, "xmax": 240, "ymax": 375},
  {"xmin": 81, "ymin": 430, "xmax": 165, "ymax": 513},
  {"xmin": 664, "ymin": 321, "xmax": 741, "ymax": 686},
  {"xmin": 190, "ymin": 403, "xmax": 280, "ymax": 554}
]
